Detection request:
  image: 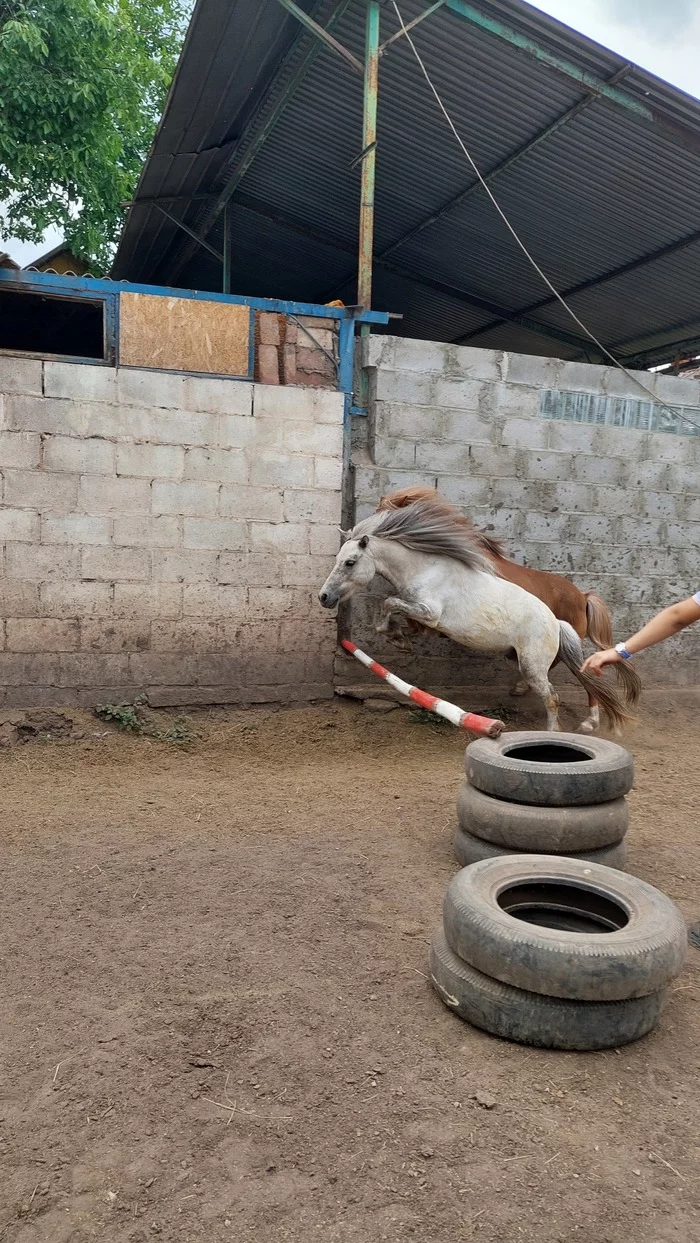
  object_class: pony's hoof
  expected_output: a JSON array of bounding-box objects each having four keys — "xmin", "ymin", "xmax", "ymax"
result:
[
  {"xmin": 510, "ymin": 683, "xmax": 529, "ymax": 697},
  {"xmin": 577, "ymin": 720, "xmax": 596, "ymax": 734}
]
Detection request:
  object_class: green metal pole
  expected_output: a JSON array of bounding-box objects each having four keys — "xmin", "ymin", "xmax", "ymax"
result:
[
  {"xmin": 222, "ymin": 201, "xmax": 231, "ymax": 293},
  {"xmin": 358, "ymin": 0, "xmax": 379, "ymax": 316}
]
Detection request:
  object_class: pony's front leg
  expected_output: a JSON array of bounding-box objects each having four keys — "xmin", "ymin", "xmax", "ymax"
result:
[
  {"xmin": 378, "ymin": 595, "xmax": 441, "ymax": 631},
  {"xmin": 378, "ymin": 611, "xmax": 414, "ymax": 652}
]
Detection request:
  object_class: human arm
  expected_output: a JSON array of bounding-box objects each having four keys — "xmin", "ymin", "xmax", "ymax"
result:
[{"xmin": 581, "ymin": 596, "xmax": 700, "ymax": 675}]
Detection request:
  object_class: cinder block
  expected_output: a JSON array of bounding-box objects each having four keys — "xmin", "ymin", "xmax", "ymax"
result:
[
  {"xmin": 129, "ymin": 652, "xmax": 199, "ymax": 687},
  {"xmin": 547, "ymin": 420, "xmax": 597, "ymax": 453},
  {"xmin": 370, "ymin": 435, "xmax": 416, "ymax": 470},
  {"xmin": 44, "ymin": 361, "xmax": 116, "ymax": 402},
  {"xmin": 469, "ymin": 445, "xmax": 521, "ymax": 478},
  {"xmin": 182, "ymin": 376, "xmax": 253, "ymax": 417},
  {"xmin": 42, "ymin": 514, "xmax": 110, "ymax": 545},
  {"xmin": 592, "ymin": 426, "xmax": 645, "ymax": 460},
  {"xmin": 0, "ymin": 582, "xmax": 40, "ymax": 616},
  {"xmin": 283, "ymin": 489, "xmax": 342, "ymax": 524},
  {"xmin": 116, "ymin": 368, "xmax": 187, "ymax": 409},
  {"xmin": 253, "ymin": 385, "xmax": 344, "ymax": 424},
  {"xmin": 640, "ymin": 491, "xmax": 679, "ymax": 520},
  {"xmin": 501, "ymin": 418, "xmax": 548, "ymax": 450},
  {"xmin": 218, "ymin": 553, "xmax": 282, "ymax": 586},
  {"xmin": 523, "ymin": 451, "xmax": 572, "ymax": 482},
  {"xmin": 247, "ymin": 586, "xmax": 314, "ymax": 621},
  {"xmin": 568, "ymin": 514, "xmax": 614, "ymax": 543},
  {"xmin": 55, "ymin": 653, "xmax": 131, "ymax": 687},
  {"xmin": 615, "ymin": 517, "xmax": 664, "ymax": 546},
  {"xmin": 113, "ymin": 515, "xmax": 181, "ymax": 548},
  {"xmin": 556, "ymin": 361, "xmax": 608, "ymax": 393},
  {"xmin": 43, "ymin": 435, "xmax": 115, "ymax": 475},
  {"xmin": 6, "ymin": 544, "xmax": 79, "ymax": 581},
  {"xmin": 0, "ymin": 355, "xmax": 43, "ymax": 395},
  {"xmin": 373, "ymin": 370, "xmax": 435, "ymax": 405},
  {"xmin": 82, "ymin": 546, "xmax": 150, "ymax": 581},
  {"xmin": 259, "ymin": 312, "xmax": 281, "ymax": 346},
  {"xmin": 184, "ymin": 447, "xmax": 248, "ymax": 485},
  {"xmin": 150, "ymin": 621, "xmax": 220, "ymax": 652},
  {"xmin": 489, "ymin": 478, "xmax": 551, "ymax": 511},
  {"xmin": 281, "ymin": 422, "xmax": 342, "ymax": 456},
  {"xmin": 523, "ymin": 512, "xmax": 569, "ymax": 542},
  {"xmin": 249, "ymin": 522, "xmax": 309, "ymax": 553},
  {"xmin": 491, "ymin": 383, "xmax": 541, "ymax": 418},
  {"xmin": 296, "ymin": 347, "xmax": 335, "ymax": 378},
  {"xmin": 0, "ymin": 508, "xmax": 40, "ymax": 541},
  {"xmin": 249, "ymin": 451, "xmax": 314, "ymax": 489},
  {"xmin": 571, "ymin": 455, "xmax": 622, "ymax": 486},
  {"xmin": 6, "ymin": 618, "xmax": 79, "ymax": 652},
  {"xmin": 220, "ymin": 485, "xmax": 284, "ymax": 522},
  {"xmin": 281, "ymin": 555, "xmax": 331, "ymax": 586},
  {"xmin": 415, "ymin": 441, "xmax": 471, "ymax": 472},
  {"xmin": 81, "ymin": 620, "xmax": 151, "ymax": 652},
  {"xmin": 182, "ymin": 584, "xmax": 248, "ymax": 618},
  {"xmin": 434, "ymin": 378, "xmax": 487, "ymax": 411},
  {"xmin": 653, "ymin": 374, "xmax": 700, "ymax": 406},
  {"xmin": 257, "ymin": 345, "xmax": 280, "ymax": 386},
  {"xmin": 5, "ymin": 395, "xmax": 77, "ymax": 436},
  {"xmin": 479, "ymin": 508, "xmax": 524, "ymax": 540},
  {"xmin": 0, "ymin": 432, "xmax": 42, "ymax": 469},
  {"xmin": 4, "ymin": 470, "xmax": 78, "ymax": 512},
  {"xmin": 40, "ymin": 581, "xmax": 112, "ymax": 616},
  {"xmin": 0, "ymin": 653, "xmax": 62, "ymax": 685},
  {"xmin": 504, "ymin": 352, "xmax": 562, "ymax": 388},
  {"xmin": 436, "ymin": 475, "xmax": 491, "ymax": 509},
  {"xmin": 314, "ymin": 457, "xmax": 343, "ymax": 489},
  {"xmin": 152, "ymin": 549, "xmax": 218, "ymax": 583},
  {"xmin": 79, "ymin": 474, "xmax": 150, "ymax": 514},
  {"xmin": 635, "ymin": 547, "xmax": 681, "ymax": 577},
  {"xmin": 380, "ymin": 402, "xmax": 445, "ymax": 442},
  {"xmin": 183, "ymin": 518, "xmax": 246, "ymax": 550},
  {"xmin": 309, "ymin": 525, "xmax": 342, "ymax": 556},
  {"xmin": 117, "ymin": 443, "xmax": 185, "ymax": 480},
  {"xmin": 113, "ymin": 583, "xmax": 182, "ymax": 620},
  {"xmin": 219, "ymin": 414, "xmax": 282, "ymax": 450},
  {"xmin": 548, "ymin": 482, "xmax": 594, "ymax": 512},
  {"xmin": 622, "ymin": 460, "xmax": 671, "ymax": 491},
  {"xmin": 152, "ymin": 479, "xmax": 219, "ymax": 517}
]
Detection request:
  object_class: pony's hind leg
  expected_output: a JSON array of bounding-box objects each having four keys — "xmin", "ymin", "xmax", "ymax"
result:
[
  {"xmin": 518, "ymin": 656, "xmax": 561, "ymax": 732},
  {"xmin": 578, "ymin": 695, "xmax": 600, "ymax": 734}
]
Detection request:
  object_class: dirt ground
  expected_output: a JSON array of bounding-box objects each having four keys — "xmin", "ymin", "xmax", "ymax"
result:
[{"xmin": 1, "ymin": 690, "xmax": 699, "ymax": 1243}]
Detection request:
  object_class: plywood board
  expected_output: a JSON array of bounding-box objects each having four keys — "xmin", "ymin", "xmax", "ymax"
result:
[{"xmin": 119, "ymin": 292, "xmax": 251, "ymax": 376}]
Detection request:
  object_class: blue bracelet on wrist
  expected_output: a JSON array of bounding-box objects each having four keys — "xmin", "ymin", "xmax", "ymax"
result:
[{"xmin": 615, "ymin": 643, "xmax": 633, "ymax": 660}]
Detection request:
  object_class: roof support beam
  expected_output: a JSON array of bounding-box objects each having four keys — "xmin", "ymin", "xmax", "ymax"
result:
[
  {"xmin": 231, "ymin": 192, "xmax": 595, "ymax": 355},
  {"xmin": 379, "ymin": 0, "xmax": 447, "ymax": 55},
  {"xmin": 380, "ymin": 65, "xmax": 629, "ymax": 259},
  {"xmin": 164, "ymin": 0, "xmax": 357, "ymax": 285},
  {"xmin": 444, "ymin": 0, "xmax": 700, "ymax": 159},
  {"xmin": 153, "ymin": 204, "xmax": 223, "ymax": 263},
  {"xmin": 455, "ymin": 223, "xmax": 700, "ymax": 346},
  {"xmin": 274, "ymin": 0, "xmax": 363, "ymax": 73}
]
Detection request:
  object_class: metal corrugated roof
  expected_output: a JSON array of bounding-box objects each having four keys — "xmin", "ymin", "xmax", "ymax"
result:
[{"xmin": 113, "ymin": 0, "xmax": 700, "ymax": 365}]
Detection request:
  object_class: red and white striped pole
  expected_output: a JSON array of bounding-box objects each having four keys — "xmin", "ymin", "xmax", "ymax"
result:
[{"xmin": 341, "ymin": 639, "xmax": 504, "ymax": 738}]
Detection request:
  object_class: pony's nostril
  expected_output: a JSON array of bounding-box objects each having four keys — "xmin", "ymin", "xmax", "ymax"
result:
[{"xmin": 320, "ymin": 592, "xmax": 328, "ymax": 604}]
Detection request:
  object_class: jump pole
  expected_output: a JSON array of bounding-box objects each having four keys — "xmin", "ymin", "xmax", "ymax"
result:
[{"xmin": 341, "ymin": 639, "xmax": 505, "ymax": 738}]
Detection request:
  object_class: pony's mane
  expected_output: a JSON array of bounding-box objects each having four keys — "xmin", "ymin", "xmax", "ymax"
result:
[
  {"xmin": 376, "ymin": 486, "xmax": 506, "ymax": 559},
  {"xmin": 352, "ymin": 500, "xmax": 497, "ymax": 574}
]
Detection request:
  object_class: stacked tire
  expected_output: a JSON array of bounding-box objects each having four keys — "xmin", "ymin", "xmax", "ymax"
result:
[
  {"xmin": 455, "ymin": 732, "xmax": 634, "ymax": 870},
  {"xmin": 430, "ymin": 854, "xmax": 687, "ymax": 1050}
]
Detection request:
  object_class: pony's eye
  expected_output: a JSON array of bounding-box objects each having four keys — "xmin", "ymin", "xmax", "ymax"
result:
[{"xmin": 345, "ymin": 558, "xmax": 357, "ymax": 567}]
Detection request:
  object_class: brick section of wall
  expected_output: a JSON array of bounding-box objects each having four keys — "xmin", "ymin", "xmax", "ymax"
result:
[
  {"xmin": 0, "ymin": 357, "xmax": 343, "ymax": 708},
  {"xmin": 340, "ymin": 335, "xmax": 700, "ymax": 697},
  {"xmin": 254, "ymin": 313, "xmax": 338, "ymax": 389}
]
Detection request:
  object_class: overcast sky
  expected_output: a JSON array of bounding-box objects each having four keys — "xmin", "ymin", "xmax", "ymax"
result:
[{"xmin": 3, "ymin": 0, "xmax": 699, "ymax": 265}]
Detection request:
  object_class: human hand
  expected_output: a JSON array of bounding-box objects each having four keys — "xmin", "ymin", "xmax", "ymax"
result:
[{"xmin": 580, "ymin": 648, "xmax": 623, "ymax": 676}]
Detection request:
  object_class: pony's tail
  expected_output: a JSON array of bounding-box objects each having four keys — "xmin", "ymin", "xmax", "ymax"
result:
[
  {"xmin": 558, "ymin": 621, "xmax": 635, "ymax": 733},
  {"xmin": 585, "ymin": 590, "xmax": 642, "ymax": 708}
]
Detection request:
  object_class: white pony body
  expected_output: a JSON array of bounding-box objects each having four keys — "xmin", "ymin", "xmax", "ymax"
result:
[{"xmin": 318, "ymin": 503, "xmax": 635, "ymax": 733}]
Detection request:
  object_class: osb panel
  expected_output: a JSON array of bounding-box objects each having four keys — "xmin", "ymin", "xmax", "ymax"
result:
[{"xmin": 119, "ymin": 293, "xmax": 250, "ymax": 376}]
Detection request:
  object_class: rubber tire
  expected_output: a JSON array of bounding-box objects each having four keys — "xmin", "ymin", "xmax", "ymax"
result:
[
  {"xmin": 466, "ymin": 732, "xmax": 634, "ymax": 807},
  {"xmin": 454, "ymin": 824, "xmax": 627, "ymax": 871},
  {"xmin": 444, "ymin": 854, "xmax": 686, "ymax": 1001},
  {"xmin": 457, "ymin": 781, "xmax": 629, "ymax": 851},
  {"xmin": 429, "ymin": 928, "xmax": 666, "ymax": 1051}
]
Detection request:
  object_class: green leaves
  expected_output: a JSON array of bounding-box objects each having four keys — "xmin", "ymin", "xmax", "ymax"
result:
[{"xmin": 0, "ymin": 0, "xmax": 190, "ymax": 269}]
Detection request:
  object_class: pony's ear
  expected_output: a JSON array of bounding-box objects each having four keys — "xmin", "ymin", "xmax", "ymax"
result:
[
  {"xmin": 358, "ymin": 535, "xmax": 369, "ymax": 549},
  {"xmin": 338, "ymin": 527, "xmax": 350, "ymax": 540}
]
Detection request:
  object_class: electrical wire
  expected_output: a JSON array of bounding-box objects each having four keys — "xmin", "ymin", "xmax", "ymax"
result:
[{"xmin": 391, "ymin": 0, "xmax": 700, "ymax": 431}]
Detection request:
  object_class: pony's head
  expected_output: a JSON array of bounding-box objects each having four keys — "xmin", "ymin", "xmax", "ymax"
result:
[{"xmin": 318, "ymin": 534, "xmax": 376, "ymax": 608}]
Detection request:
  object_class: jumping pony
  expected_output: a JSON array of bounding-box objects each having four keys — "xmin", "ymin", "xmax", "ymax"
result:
[
  {"xmin": 318, "ymin": 498, "xmax": 638, "ymax": 734},
  {"xmin": 375, "ymin": 487, "xmax": 640, "ymax": 734}
]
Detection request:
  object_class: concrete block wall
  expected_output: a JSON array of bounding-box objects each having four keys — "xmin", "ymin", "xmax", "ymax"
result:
[
  {"xmin": 0, "ymin": 355, "xmax": 343, "ymax": 708},
  {"xmin": 340, "ymin": 335, "xmax": 700, "ymax": 696}
]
